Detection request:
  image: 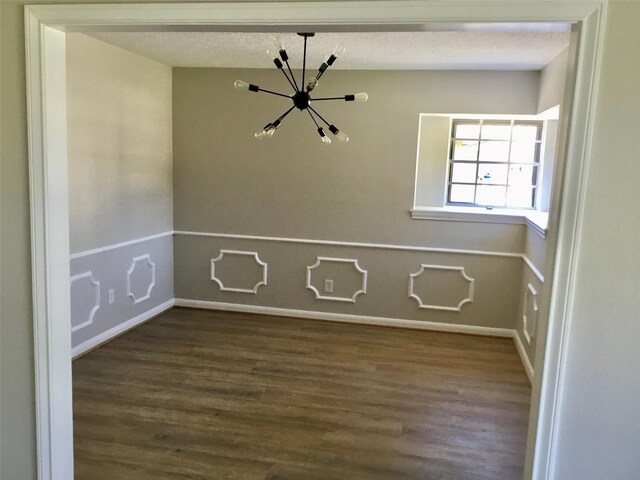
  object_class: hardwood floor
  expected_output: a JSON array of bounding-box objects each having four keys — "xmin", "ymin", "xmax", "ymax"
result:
[{"xmin": 73, "ymin": 308, "xmax": 531, "ymax": 480}]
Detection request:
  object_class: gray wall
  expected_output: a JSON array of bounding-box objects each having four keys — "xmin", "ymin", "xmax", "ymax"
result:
[
  {"xmin": 66, "ymin": 33, "xmax": 174, "ymax": 353},
  {"xmin": 538, "ymin": 48, "xmax": 569, "ymax": 114},
  {"xmin": 173, "ymin": 67, "xmax": 539, "ymax": 330}
]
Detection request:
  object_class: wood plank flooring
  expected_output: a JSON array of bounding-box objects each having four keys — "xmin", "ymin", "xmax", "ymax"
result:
[{"xmin": 73, "ymin": 308, "xmax": 531, "ymax": 480}]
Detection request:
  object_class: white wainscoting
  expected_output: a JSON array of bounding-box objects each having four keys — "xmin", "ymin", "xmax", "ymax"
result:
[
  {"xmin": 523, "ymin": 283, "xmax": 539, "ymax": 345},
  {"xmin": 70, "ymin": 271, "xmax": 100, "ymax": 333},
  {"xmin": 514, "ymin": 329, "xmax": 534, "ymax": 383},
  {"xmin": 174, "ymin": 298, "xmax": 515, "ymax": 337},
  {"xmin": 408, "ymin": 264, "xmax": 475, "ymax": 312},
  {"xmin": 306, "ymin": 257, "xmax": 367, "ymax": 303},
  {"xmin": 72, "ymin": 299, "xmax": 175, "ymax": 358},
  {"xmin": 210, "ymin": 249, "xmax": 268, "ymax": 294},
  {"xmin": 127, "ymin": 254, "xmax": 156, "ymax": 304}
]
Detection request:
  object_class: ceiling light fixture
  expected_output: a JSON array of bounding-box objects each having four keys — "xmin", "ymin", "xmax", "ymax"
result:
[{"xmin": 234, "ymin": 33, "xmax": 368, "ymax": 144}]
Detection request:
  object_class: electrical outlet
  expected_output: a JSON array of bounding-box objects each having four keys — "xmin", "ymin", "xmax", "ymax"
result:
[
  {"xmin": 324, "ymin": 279, "xmax": 334, "ymax": 293},
  {"xmin": 108, "ymin": 289, "xmax": 115, "ymax": 304}
]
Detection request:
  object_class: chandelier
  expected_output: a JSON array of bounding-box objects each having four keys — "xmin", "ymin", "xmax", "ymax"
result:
[{"xmin": 234, "ymin": 33, "xmax": 368, "ymax": 144}]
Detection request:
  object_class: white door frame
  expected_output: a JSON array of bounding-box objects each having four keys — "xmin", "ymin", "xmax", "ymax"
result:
[{"xmin": 24, "ymin": 2, "xmax": 607, "ymax": 479}]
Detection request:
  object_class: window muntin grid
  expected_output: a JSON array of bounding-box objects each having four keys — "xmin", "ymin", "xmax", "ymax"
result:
[{"xmin": 447, "ymin": 119, "xmax": 543, "ymax": 208}]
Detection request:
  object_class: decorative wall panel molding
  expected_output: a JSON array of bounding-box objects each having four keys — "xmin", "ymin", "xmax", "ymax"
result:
[
  {"xmin": 127, "ymin": 254, "xmax": 156, "ymax": 304},
  {"xmin": 306, "ymin": 257, "xmax": 367, "ymax": 303},
  {"xmin": 408, "ymin": 264, "xmax": 475, "ymax": 312},
  {"xmin": 523, "ymin": 283, "xmax": 539, "ymax": 345},
  {"xmin": 70, "ymin": 271, "xmax": 100, "ymax": 333},
  {"xmin": 210, "ymin": 250, "xmax": 268, "ymax": 294}
]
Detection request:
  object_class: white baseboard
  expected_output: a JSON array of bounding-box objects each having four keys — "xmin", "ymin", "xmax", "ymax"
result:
[
  {"xmin": 72, "ymin": 299, "xmax": 175, "ymax": 359},
  {"xmin": 513, "ymin": 329, "xmax": 534, "ymax": 383},
  {"xmin": 174, "ymin": 298, "xmax": 515, "ymax": 338}
]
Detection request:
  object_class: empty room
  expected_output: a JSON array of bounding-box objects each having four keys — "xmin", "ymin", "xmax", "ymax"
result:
[
  {"xmin": 5, "ymin": 1, "xmax": 640, "ymax": 480},
  {"xmin": 63, "ymin": 25, "xmax": 571, "ymax": 479}
]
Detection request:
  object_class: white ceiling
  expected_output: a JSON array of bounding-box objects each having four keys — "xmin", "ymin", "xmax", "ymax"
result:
[{"xmin": 89, "ymin": 30, "xmax": 571, "ymax": 71}]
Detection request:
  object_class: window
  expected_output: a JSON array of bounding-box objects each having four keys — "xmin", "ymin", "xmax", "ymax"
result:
[{"xmin": 447, "ymin": 119, "xmax": 542, "ymax": 208}]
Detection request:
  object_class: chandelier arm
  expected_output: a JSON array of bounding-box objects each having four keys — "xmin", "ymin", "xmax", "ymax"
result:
[
  {"xmin": 308, "ymin": 106, "xmax": 332, "ymax": 128},
  {"xmin": 285, "ymin": 60, "xmax": 300, "ymax": 92},
  {"xmin": 278, "ymin": 68, "xmax": 298, "ymax": 92},
  {"xmin": 311, "ymin": 96, "xmax": 348, "ymax": 101},
  {"xmin": 275, "ymin": 105, "xmax": 296, "ymax": 123},
  {"xmin": 257, "ymin": 88, "xmax": 292, "ymax": 99},
  {"xmin": 306, "ymin": 109, "xmax": 320, "ymax": 129}
]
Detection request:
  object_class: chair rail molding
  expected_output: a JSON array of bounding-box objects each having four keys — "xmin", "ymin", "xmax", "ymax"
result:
[
  {"xmin": 306, "ymin": 257, "xmax": 367, "ymax": 303},
  {"xmin": 210, "ymin": 250, "xmax": 268, "ymax": 294},
  {"xmin": 409, "ymin": 264, "xmax": 475, "ymax": 312},
  {"xmin": 24, "ymin": 2, "xmax": 607, "ymax": 479},
  {"xmin": 69, "ymin": 271, "xmax": 100, "ymax": 333},
  {"xmin": 126, "ymin": 254, "xmax": 156, "ymax": 304}
]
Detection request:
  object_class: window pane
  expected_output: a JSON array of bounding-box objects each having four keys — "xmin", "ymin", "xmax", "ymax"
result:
[
  {"xmin": 481, "ymin": 123, "xmax": 511, "ymax": 140},
  {"xmin": 454, "ymin": 123, "xmax": 480, "ymax": 139},
  {"xmin": 507, "ymin": 186, "xmax": 535, "ymax": 208},
  {"xmin": 509, "ymin": 164, "xmax": 538, "ymax": 187},
  {"xmin": 510, "ymin": 142, "xmax": 538, "ymax": 163},
  {"xmin": 449, "ymin": 184, "xmax": 475, "ymax": 203},
  {"xmin": 476, "ymin": 185, "xmax": 506, "ymax": 206},
  {"xmin": 451, "ymin": 140, "xmax": 478, "ymax": 160},
  {"xmin": 512, "ymin": 124, "xmax": 540, "ymax": 142},
  {"xmin": 477, "ymin": 163, "xmax": 508, "ymax": 184},
  {"xmin": 451, "ymin": 163, "xmax": 477, "ymax": 183},
  {"xmin": 479, "ymin": 140, "xmax": 510, "ymax": 162}
]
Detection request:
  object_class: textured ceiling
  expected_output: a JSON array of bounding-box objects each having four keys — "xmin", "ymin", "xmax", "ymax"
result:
[{"xmin": 89, "ymin": 31, "xmax": 570, "ymax": 70}]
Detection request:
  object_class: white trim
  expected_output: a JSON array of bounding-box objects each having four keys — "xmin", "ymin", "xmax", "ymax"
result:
[
  {"xmin": 24, "ymin": 3, "xmax": 606, "ymax": 479},
  {"xmin": 408, "ymin": 264, "xmax": 475, "ymax": 311},
  {"xmin": 513, "ymin": 330, "xmax": 534, "ymax": 384},
  {"xmin": 126, "ymin": 254, "xmax": 156, "ymax": 304},
  {"xmin": 69, "ymin": 231, "xmax": 173, "ymax": 260},
  {"xmin": 524, "ymin": 255, "xmax": 545, "ymax": 283},
  {"xmin": 411, "ymin": 207, "xmax": 527, "ymax": 225},
  {"xmin": 524, "ymin": 283, "xmax": 539, "ymax": 345},
  {"xmin": 174, "ymin": 299, "xmax": 514, "ymax": 338},
  {"xmin": 71, "ymin": 299, "xmax": 174, "ymax": 359},
  {"xmin": 305, "ymin": 257, "xmax": 367, "ymax": 303},
  {"xmin": 175, "ymin": 230, "xmax": 523, "ymax": 259},
  {"xmin": 210, "ymin": 250, "xmax": 268, "ymax": 294},
  {"xmin": 69, "ymin": 272, "xmax": 100, "ymax": 333},
  {"xmin": 411, "ymin": 207, "xmax": 549, "ymax": 238},
  {"xmin": 526, "ymin": 212, "xmax": 550, "ymax": 239},
  {"xmin": 26, "ymin": 18, "xmax": 74, "ymax": 479}
]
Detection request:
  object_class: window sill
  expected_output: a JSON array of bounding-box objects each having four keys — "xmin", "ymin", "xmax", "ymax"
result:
[{"xmin": 410, "ymin": 207, "xmax": 548, "ymax": 238}]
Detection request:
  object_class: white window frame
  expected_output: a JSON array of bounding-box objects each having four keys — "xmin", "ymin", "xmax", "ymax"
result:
[
  {"xmin": 411, "ymin": 112, "xmax": 556, "ymax": 236},
  {"xmin": 447, "ymin": 118, "xmax": 544, "ymax": 209}
]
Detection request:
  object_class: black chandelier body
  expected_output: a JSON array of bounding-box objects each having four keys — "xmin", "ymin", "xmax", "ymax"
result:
[{"xmin": 234, "ymin": 33, "xmax": 368, "ymax": 144}]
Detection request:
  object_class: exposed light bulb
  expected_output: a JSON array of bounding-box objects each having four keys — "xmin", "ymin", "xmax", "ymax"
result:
[
  {"xmin": 354, "ymin": 92, "xmax": 368, "ymax": 102},
  {"xmin": 321, "ymin": 136, "xmax": 332, "ymax": 144},
  {"xmin": 306, "ymin": 78, "xmax": 319, "ymax": 92},
  {"xmin": 332, "ymin": 42, "xmax": 345, "ymax": 57},
  {"xmin": 336, "ymin": 131, "xmax": 349, "ymax": 143},
  {"xmin": 265, "ymin": 126, "xmax": 276, "ymax": 137},
  {"xmin": 254, "ymin": 130, "xmax": 267, "ymax": 140},
  {"xmin": 234, "ymin": 80, "xmax": 250, "ymax": 90},
  {"xmin": 266, "ymin": 48, "xmax": 279, "ymax": 60},
  {"xmin": 273, "ymin": 36, "xmax": 285, "ymax": 52}
]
